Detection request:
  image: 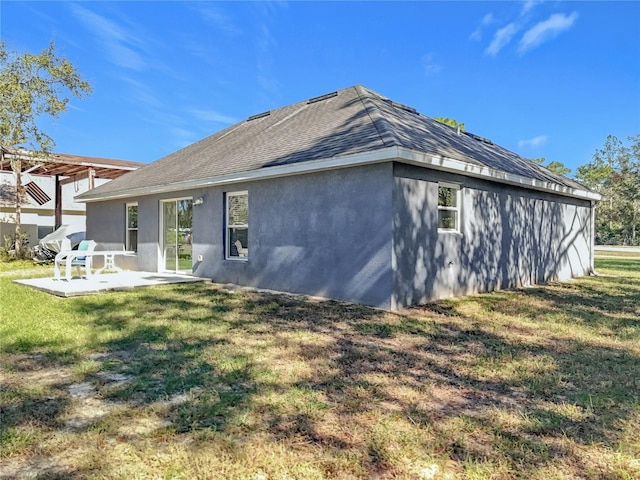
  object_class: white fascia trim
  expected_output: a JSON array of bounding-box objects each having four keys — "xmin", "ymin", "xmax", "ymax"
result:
[
  {"xmin": 395, "ymin": 148, "xmax": 602, "ymax": 201},
  {"xmin": 78, "ymin": 146, "xmax": 601, "ymax": 203},
  {"xmin": 77, "ymin": 148, "xmax": 396, "ymax": 202}
]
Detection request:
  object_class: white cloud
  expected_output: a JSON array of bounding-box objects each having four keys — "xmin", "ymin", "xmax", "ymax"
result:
[
  {"xmin": 518, "ymin": 135, "xmax": 548, "ymax": 148},
  {"xmin": 470, "ymin": 29, "xmax": 482, "ymax": 42},
  {"xmin": 256, "ymin": 22, "xmax": 282, "ymax": 102},
  {"xmin": 69, "ymin": 4, "xmax": 147, "ymax": 71},
  {"xmin": 482, "ymin": 13, "xmax": 495, "ymax": 25},
  {"xmin": 422, "ymin": 53, "xmax": 443, "ymax": 76},
  {"xmin": 189, "ymin": 109, "xmax": 238, "ymax": 125},
  {"xmin": 470, "ymin": 13, "xmax": 495, "ymax": 41},
  {"xmin": 171, "ymin": 127, "xmax": 196, "ymax": 140},
  {"xmin": 251, "ymin": 2, "xmax": 288, "ymax": 104},
  {"xmin": 115, "ymin": 74, "xmax": 161, "ymax": 108},
  {"xmin": 192, "ymin": 4, "xmax": 241, "ymax": 35},
  {"xmin": 521, "ymin": 0, "xmax": 542, "ymax": 16},
  {"xmin": 518, "ymin": 12, "xmax": 579, "ymax": 53},
  {"xmin": 169, "ymin": 127, "xmax": 200, "ymax": 150},
  {"xmin": 485, "ymin": 23, "xmax": 519, "ymax": 56}
]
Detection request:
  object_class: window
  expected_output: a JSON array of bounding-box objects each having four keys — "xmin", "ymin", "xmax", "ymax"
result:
[
  {"xmin": 437, "ymin": 183, "xmax": 460, "ymax": 232},
  {"xmin": 126, "ymin": 203, "xmax": 138, "ymax": 252},
  {"xmin": 226, "ymin": 191, "xmax": 248, "ymax": 259}
]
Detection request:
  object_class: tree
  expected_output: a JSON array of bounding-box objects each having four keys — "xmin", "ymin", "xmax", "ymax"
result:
[
  {"xmin": 530, "ymin": 157, "xmax": 571, "ymax": 176},
  {"xmin": 575, "ymin": 134, "xmax": 640, "ymax": 245},
  {"xmin": 433, "ymin": 117, "xmax": 465, "ymax": 132},
  {"xmin": 0, "ymin": 41, "xmax": 91, "ymax": 258},
  {"xmin": 545, "ymin": 161, "xmax": 571, "ymax": 176}
]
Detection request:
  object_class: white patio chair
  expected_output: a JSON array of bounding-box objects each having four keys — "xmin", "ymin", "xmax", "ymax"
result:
[
  {"xmin": 234, "ymin": 240, "xmax": 248, "ymax": 257},
  {"xmin": 54, "ymin": 240, "xmax": 97, "ymax": 280},
  {"xmin": 70, "ymin": 240, "xmax": 98, "ymax": 278}
]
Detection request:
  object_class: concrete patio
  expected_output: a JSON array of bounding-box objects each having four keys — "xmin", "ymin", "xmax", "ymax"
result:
[{"xmin": 15, "ymin": 271, "xmax": 207, "ymax": 297}]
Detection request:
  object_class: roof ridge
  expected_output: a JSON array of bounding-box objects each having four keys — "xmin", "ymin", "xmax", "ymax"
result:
[
  {"xmin": 77, "ymin": 84, "xmax": 595, "ymax": 202},
  {"xmin": 353, "ymin": 85, "xmax": 401, "ymax": 147}
]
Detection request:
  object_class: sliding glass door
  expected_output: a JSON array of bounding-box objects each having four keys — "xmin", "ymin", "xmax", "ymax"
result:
[{"xmin": 161, "ymin": 198, "xmax": 193, "ymax": 273}]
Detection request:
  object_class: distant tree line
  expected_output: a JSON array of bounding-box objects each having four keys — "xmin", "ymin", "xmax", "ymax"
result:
[
  {"xmin": 575, "ymin": 135, "xmax": 640, "ymax": 246},
  {"xmin": 529, "ymin": 136, "xmax": 639, "ymax": 246}
]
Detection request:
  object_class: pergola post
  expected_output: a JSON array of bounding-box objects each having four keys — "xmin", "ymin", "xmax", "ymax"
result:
[{"xmin": 55, "ymin": 175, "xmax": 62, "ymax": 229}]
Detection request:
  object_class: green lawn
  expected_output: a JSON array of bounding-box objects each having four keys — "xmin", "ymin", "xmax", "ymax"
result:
[
  {"xmin": 1, "ymin": 257, "xmax": 639, "ymax": 479},
  {"xmin": 594, "ymin": 247, "xmax": 640, "ymax": 259}
]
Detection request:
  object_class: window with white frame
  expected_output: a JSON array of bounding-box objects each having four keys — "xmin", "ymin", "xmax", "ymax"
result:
[
  {"xmin": 226, "ymin": 191, "xmax": 248, "ymax": 259},
  {"xmin": 126, "ymin": 203, "xmax": 138, "ymax": 252},
  {"xmin": 437, "ymin": 183, "xmax": 461, "ymax": 232}
]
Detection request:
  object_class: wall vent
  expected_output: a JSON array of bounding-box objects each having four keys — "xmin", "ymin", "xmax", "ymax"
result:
[{"xmin": 25, "ymin": 181, "xmax": 51, "ymax": 205}]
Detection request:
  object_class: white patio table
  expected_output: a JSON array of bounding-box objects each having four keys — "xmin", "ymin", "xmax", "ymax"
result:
[{"xmin": 54, "ymin": 250, "xmax": 135, "ymax": 281}]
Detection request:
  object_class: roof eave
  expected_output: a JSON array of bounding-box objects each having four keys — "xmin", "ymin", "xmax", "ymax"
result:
[
  {"xmin": 76, "ymin": 147, "xmax": 397, "ymax": 203},
  {"xmin": 395, "ymin": 147, "xmax": 602, "ymax": 202},
  {"xmin": 77, "ymin": 146, "xmax": 601, "ymax": 203}
]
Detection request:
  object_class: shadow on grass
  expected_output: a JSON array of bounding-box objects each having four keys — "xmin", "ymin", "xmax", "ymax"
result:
[
  {"xmin": 212, "ymin": 287, "xmax": 638, "ymax": 475},
  {"xmin": 2, "ymin": 260, "xmax": 639, "ymax": 477}
]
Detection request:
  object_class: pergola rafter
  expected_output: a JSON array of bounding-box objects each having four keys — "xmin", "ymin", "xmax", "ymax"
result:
[{"xmin": 1, "ymin": 147, "xmax": 144, "ymax": 228}]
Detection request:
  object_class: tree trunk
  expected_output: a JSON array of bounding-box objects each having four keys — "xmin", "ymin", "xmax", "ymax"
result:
[
  {"xmin": 633, "ymin": 203, "xmax": 638, "ymax": 246},
  {"xmin": 12, "ymin": 158, "xmax": 24, "ymax": 258}
]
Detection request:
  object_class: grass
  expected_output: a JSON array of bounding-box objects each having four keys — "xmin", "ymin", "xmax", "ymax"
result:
[
  {"xmin": 594, "ymin": 246, "xmax": 640, "ymax": 259},
  {"xmin": 1, "ymin": 256, "xmax": 639, "ymax": 479}
]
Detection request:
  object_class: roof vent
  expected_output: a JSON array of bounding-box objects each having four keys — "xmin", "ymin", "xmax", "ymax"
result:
[
  {"xmin": 464, "ymin": 131, "xmax": 493, "ymax": 145},
  {"xmin": 383, "ymin": 99, "xmax": 418, "ymax": 115},
  {"xmin": 307, "ymin": 91, "xmax": 338, "ymax": 104},
  {"xmin": 247, "ymin": 111, "xmax": 271, "ymax": 121}
]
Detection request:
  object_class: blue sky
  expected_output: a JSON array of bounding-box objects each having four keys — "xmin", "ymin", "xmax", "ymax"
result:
[{"xmin": 2, "ymin": 1, "xmax": 639, "ymax": 176}]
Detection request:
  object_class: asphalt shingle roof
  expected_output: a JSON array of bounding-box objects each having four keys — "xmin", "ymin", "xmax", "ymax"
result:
[{"xmin": 79, "ymin": 85, "xmax": 588, "ymax": 200}]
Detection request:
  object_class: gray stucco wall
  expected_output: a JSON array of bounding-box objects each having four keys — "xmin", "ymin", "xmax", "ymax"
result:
[
  {"xmin": 87, "ymin": 189, "xmax": 204, "ymax": 271},
  {"xmin": 196, "ymin": 163, "xmax": 394, "ymax": 309},
  {"xmin": 392, "ymin": 163, "xmax": 593, "ymax": 309},
  {"xmin": 87, "ymin": 164, "xmax": 395, "ymax": 309},
  {"xmin": 86, "ymin": 161, "xmax": 593, "ymax": 310},
  {"xmin": 85, "ymin": 199, "xmax": 132, "ymax": 270}
]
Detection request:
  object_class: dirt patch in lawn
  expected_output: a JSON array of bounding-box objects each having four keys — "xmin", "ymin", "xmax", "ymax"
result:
[{"xmin": 0, "ymin": 352, "xmax": 177, "ymax": 479}]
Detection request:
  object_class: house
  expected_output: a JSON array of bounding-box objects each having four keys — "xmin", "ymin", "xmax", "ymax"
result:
[
  {"xmin": 76, "ymin": 85, "xmax": 600, "ymax": 310},
  {"xmin": 0, "ymin": 149, "xmax": 143, "ymax": 247}
]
